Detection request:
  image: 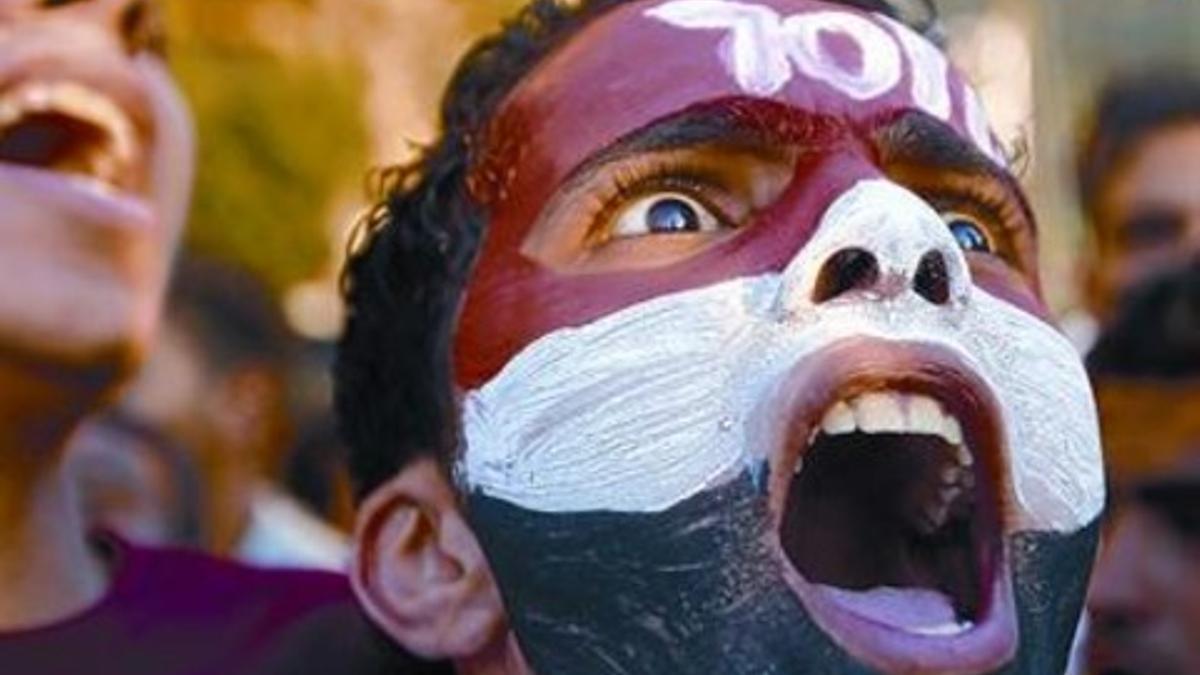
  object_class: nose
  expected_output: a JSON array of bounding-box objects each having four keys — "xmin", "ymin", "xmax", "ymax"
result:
[
  {"xmin": 778, "ymin": 179, "xmax": 969, "ymax": 316},
  {"xmin": 77, "ymin": 0, "xmax": 162, "ymax": 55},
  {"xmin": 114, "ymin": 0, "xmax": 162, "ymax": 55},
  {"xmin": 813, "ymin": 247, "xmax": 952, "ymax": 306}
]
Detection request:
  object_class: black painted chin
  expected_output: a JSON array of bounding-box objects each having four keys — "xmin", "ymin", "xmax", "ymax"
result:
[{"xmin": 467, "ymin": 472, "xmax": 1100, "ymax": 675}]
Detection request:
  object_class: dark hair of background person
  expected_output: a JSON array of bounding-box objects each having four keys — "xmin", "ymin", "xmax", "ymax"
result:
[
  {"xmin": 1076, "ymin": 70, "xmax": 1200, "ymax": 221},
  {"xmin": 167, "ymin": 255, "xmax": 296, "ymax": 377},
  {"xmin": 285, "ymin": 413, "xmax": 356, "ymax": 529},
  {"xmin": 1087, "ymin": 264, "xmax": 1200, "ymax": 380},
  {"xmin": 335, "ymin": 0, "xmax": 938, "ymax": 499}
]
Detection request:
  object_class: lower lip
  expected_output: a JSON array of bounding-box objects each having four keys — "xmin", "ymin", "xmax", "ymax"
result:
[
  {"xmin": 781, "ymin": 558, "xmax": 1019, "ymax": 674},
  {"xmin": 0, "ymin": 163, "xmax": 155, "ymax": 232}
]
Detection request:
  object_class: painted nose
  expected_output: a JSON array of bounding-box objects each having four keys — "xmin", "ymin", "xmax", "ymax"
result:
[
  {"xmin": 813, "ymin": 247, "xmax": 952, "ymax": 306},
  {"xmin": 776, "ymin": 179, "xmax": 970, "ymax": 317}
]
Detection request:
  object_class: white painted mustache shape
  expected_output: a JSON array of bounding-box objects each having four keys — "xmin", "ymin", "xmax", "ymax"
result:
[{"xmin": 459, "ymin": 179, "xmax": 1103, "ymax": 534}]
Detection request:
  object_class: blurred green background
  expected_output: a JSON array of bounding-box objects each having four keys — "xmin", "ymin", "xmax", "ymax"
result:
[{"xmin": 165, "ymin": 0, "xmax": 366, "ymax": 296}]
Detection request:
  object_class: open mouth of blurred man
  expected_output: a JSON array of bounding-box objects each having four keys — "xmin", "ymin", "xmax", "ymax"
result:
[{"xmin": 0, "ymin": 67, "xmax": 155, "ymax": 224}]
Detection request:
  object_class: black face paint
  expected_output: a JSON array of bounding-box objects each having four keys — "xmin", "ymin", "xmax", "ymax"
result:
[
  {"xmin": 470, "ymin": 473, "xmax": 869, "ymax": 675},
  {"xmin": 469, "ymin": 472, "xmax": 1100, "ymax": 674},
  {"xmin": 999, "ymin": 521, "xmax": 1100, "ymax": 675}
]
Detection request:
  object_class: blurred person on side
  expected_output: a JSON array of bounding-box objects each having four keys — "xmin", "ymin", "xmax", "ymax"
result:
[
  {"xmin": 1077, "ymin": 70, "xmax": 1200, "ymax": 328},
  {"xmin": 66, "ymin": 409, "xmax": 205, "ymax": 547},
  {"xmin": 0, "ymin": 1, "xmax": 412, "ymax": 673},
  {"xmin": 123, "ymin": 255, "xmax": 350, "ymax": 571},
  {"xmin": 1084, "ymin": 265, "xmax": 1200, "ymax": 675}
]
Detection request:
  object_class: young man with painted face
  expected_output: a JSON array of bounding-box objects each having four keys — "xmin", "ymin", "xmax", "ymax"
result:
[
  {"xmin": 337, "ymin": 1, "xmax": 1104, "ymax": 673},
  {"xmin": 0, "ymin": 2, "xmax": 414, "ymax": 673}
]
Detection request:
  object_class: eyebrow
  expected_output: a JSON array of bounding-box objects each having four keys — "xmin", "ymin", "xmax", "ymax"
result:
[
  {"xmin": 561, "ymin": 102, "xmax": 844, "ymax": 187},
  {"xmin": 875, "ymin": 112, "xmax": 1035, "ymax": 229}
]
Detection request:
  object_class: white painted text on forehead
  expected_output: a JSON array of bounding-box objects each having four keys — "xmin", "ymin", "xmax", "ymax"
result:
[{"xmin": 645, "ymin": 0, "xmax": 1003, "ymax": 163}]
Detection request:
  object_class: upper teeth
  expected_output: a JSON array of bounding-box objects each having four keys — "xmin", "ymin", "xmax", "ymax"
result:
[
  {"xmin": 818, "ymin": 392, "xmax": 968, "ymax": 455},
  {"xmin": 0, "ymin": 81, "xmax": 137, "ymax": 175}
]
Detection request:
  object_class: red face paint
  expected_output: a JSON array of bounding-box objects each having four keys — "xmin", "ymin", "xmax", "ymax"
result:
[{"xmin": 456, "ymin": 0, "xmax": 1033, "ymax": 389}]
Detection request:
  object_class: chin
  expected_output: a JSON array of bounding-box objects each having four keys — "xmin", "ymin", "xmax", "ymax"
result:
[{"xmin": 0, "ymin": 271, "xmax": 156, "ymax": 397}]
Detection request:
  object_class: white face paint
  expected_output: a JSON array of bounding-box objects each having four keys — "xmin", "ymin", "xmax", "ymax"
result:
[
  {"xmin": 460, "ymin": 179, "xmax": 1104, "ymax": 535},
  {"xmin": 783, "ymin": 11, "xmax": 903, "ymax": 101},
  {"xmin": 964, "ymin": 85, "xmax": 1006, "ymax": 165},
  {"xmin": 880, "ymin": 15, "xmax": 951, "ymax": 122}
]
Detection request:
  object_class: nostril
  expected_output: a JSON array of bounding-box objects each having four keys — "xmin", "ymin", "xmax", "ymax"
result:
[
  {"xmin": 120, "ymin": 0, "xmax": 165, "ymax": 56},
  {"xmin": 914, "ymin": 251, "xmax": 951, "ymax": 305},
  {"xmin": 813, "ymin": 248, "xmax": 880, "ymax": 304}
]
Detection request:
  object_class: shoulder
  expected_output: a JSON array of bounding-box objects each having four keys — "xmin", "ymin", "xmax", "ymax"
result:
[
  {"xmin": 125, "ymin": 541, "xmax": 351, "ymax": 617},
  {"xmin": 123, "ymin": 542, "xmax": 450, "ymax": 674}
]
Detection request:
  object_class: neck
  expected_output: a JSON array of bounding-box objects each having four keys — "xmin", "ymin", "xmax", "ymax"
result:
[
  {"xmin": 206, "ymin": 458, "xmax": 257, "ymax": 555},
  {"xmin": 0, "ymin": 385, "xmax": 108, "ymax": 631}
]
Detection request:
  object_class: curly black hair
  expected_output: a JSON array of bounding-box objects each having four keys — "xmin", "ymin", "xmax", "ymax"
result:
[{"xmin": 335, "ymin": 0, "xmax": 934, "ymax": 499}]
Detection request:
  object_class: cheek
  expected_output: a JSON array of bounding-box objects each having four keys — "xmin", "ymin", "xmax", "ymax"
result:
[
  {"xmin": 968, "ymin": 256, "xmax": 1048, "ymax": 323},
  {"xmin": 138, "ymin": 57, "xmax": 196, "ymax": 246}
]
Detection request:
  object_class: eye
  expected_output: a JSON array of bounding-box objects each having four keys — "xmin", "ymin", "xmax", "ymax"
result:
[
  {"xmin": 943, "ymin": 212, "xmax": 993, "ymax": 254},
  {"xmin": 612, "ymin": 193, "xmax": 724, "ymax": 239},
  {"xmin": 40, "ymin": 0, "xmax": 89, "ymax": 7},
  {"xmin": 1121, "ymin": 211, "xmax": 1186, "ymax": 249}
]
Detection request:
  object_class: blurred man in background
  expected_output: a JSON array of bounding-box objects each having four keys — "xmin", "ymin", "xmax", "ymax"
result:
[
  {"xmin": 0, "ymin": 0, "xmax": 192, "ymax": 632},
  {"xmin": 1084, "ymin": 266, "xmax": 1200, "ymax": 675},
  {"xmin": 0, "ymin": 1, "xmax": 409, "ymax": 672},
  {"xmin": 67, "ymin": 410, "xmax": 204, "ymax": 547},
  {"xmin": 123, "ymin": 256, "xmax": 349, "ymax": 570},
  {"xmin": 1077, "ymin": 71, "xmax": 1200, "ymax": 325}
]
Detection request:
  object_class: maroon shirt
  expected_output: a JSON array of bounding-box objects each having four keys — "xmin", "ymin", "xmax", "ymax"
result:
[{"xmin": 0, "ymin": 535, "xmax": 450, "ymax": 675}]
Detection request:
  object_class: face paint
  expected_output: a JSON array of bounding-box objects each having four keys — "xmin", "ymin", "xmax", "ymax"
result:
[{"xmin": 454, "ymin": 1, "xmax": 1102, "ymax": 673}]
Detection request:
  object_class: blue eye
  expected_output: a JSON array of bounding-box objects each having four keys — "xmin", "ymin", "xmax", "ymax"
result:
[
  {"xmin": 647, "ymin": 198, "xmax": 701, "ymax": 233},
  {"xmin": 945, "ymin": 214, "xmax": 993, "ymax": 254},
  {"xmin": 613, "ymin": 193, "xmax": 721, "ymax": 239}
]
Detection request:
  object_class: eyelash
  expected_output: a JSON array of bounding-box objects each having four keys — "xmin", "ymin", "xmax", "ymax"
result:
[
  {"xmin": 584, "ymin": 161, "xmax": 731, "ymax": 242},
  {"xmin": 923, "ymin": 183, "xmax": 1020, "ymax": 238}
]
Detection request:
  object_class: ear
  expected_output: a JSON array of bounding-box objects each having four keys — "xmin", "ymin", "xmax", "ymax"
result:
[{"xmin": 351, "ymin": 458, "xmax": 508, "ymax": 662}]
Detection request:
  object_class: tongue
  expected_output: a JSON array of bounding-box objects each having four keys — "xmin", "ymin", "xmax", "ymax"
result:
[{"xmin": 819, "ymin": 585, "xmax": 973, "ymax": 636}]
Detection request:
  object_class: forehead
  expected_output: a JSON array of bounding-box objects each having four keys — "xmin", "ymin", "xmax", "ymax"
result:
[{"xmin": 475, "ymin": 0, "xmax": 1001, "ymax": 203}]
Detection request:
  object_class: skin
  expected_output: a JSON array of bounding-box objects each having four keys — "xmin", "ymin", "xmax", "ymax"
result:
[
  {"xmin": 67, "ymin": 414, "xmax": 182, "ymax": 546},
  {"xmin": 120, "ymin": 317, "xmax": 288, "ymax": 555},
  {"xmin": 351, "ymin": 2, "xmax": 1094, "ymax": 673},
  {"xmin": 1085, "ymin": 123, "xmax": 1200, "ymax": 320},
  {"xmin": 1086, "ymin": 382, "xmax": 1200, "ymax": 675},
  {"xmin": 0, "ymin": 0, "xmax": 193, "ymax": 629}
]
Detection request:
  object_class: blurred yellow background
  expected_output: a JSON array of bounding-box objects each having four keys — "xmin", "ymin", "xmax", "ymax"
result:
[{"xmin": 164, "ymin": 0, "xmax": 1200, "ymax": 336}]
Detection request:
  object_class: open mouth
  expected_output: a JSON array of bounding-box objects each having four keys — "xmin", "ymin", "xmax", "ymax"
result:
[
  {"xmin": 767, "ymin": 340, "xmax": 1017, "ymax": 673},
  {"xmin": 0, "ymin": 80, "xmax": 142, "ymax": 192}
]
